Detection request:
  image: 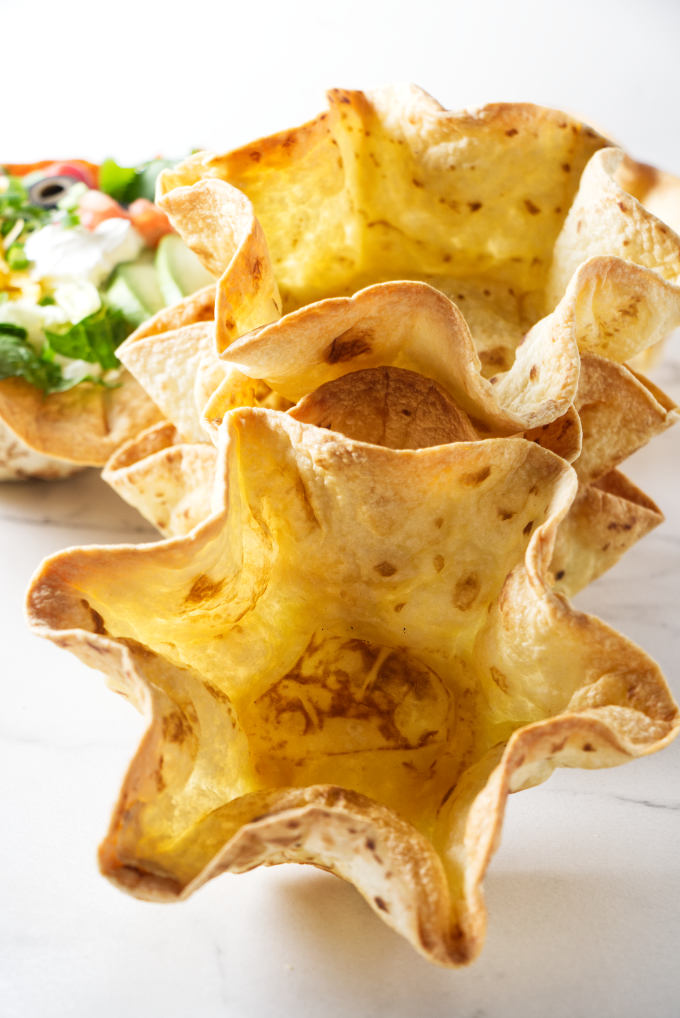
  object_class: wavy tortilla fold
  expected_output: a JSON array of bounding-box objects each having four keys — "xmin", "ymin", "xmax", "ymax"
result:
[
  {"xmin": 156, "ymin": 85, "xmax": 680, "ymax": 371},
  {"xmin": 27, "ymin": 387, "xmax": 679, "ymax": 966},
  {"xmin": 116, "ymin": 276, "xmax": 674, "ymax": 593},
  {"xmin": 114, "ymin": 291, "xmax": 675, "ymax": 594},
  {"xmin": 110, "ymin": 89, "xmax": 678, "ymax": 588},
  {"xmin": 104, "ymin": 366, "xmax": 667, "ymax": 600}
]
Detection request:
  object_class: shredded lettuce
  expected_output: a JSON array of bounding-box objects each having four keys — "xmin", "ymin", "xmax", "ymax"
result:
[
  {"xmin": 44, "ymin": 304, "xmax": 128, "ymax": 370},
  {"xmin": 0, "ymin": 327, "xmax": 62, "ymax": 391},
  {"xmin": 0, "ymin": 306, "xmax": 131, "ymax": 393}
]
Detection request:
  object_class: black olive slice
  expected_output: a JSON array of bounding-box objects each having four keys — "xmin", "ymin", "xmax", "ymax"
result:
[{"xmin": 28, "ymin": 175, "xmax": 79, "ymax": 210}]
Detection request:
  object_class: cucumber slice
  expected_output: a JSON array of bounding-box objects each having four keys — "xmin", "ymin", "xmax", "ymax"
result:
[
  {"xmin": 155, "ymin": 233, "xmax": 214, "ymax": 305},
  {"xmin": 105, "ymin": 262, "xmax": 166, "ymax": 327}
]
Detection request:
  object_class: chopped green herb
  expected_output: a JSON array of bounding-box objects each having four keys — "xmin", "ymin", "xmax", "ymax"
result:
[
  {"xmin": 44, "ymin": 304, "xmax": 130, "ymax": 370},
  {"xmin": 0, "ymin": 322, "xmax": 29, "ymax": 339},
  {"xmin": 59, "ymin": 210, "xmax": 81, "ymax": 229},
  {"xmin": 56, "ymin": 182, "xmax": 87, "ymax": 213},
  {"xmin": 0, "ymin": 333, "xmax": 62, "ymax": 391},
  {"xmin": 6, "ymin": 243, "xmax": 29, "ymax": 270},
  {"xmin": 97, "ymin": 159, "xmax": 138, "ymax": 202},
  {"xmin": 0, "ymin": 173, "xmax": 82, "ymax": 251},
  {"xmin": 0, "ymin": 304, "xmax": 133, "ymax": 394},
  {"xmin": 0, "ymin": 176, "xmax": 51, "ymax": 242},
  {"xmin": 98, "ymin": 157, "xmax": 177, "ymax": 204}
]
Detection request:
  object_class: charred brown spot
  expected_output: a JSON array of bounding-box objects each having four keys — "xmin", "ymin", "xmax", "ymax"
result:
[
  {"xmin": 251, "ymin": 258, "xmax": 263, "ymax": 281},
  {"xmin": 249, "ymin": 150, "xmax": 262, "ymax": 163},
  {"xmin": 223, "ymin": 316, "xmax": 236, "ymax": 332},
  {"xmin": 84, "ymin": 639, "xmax": 108, "ymax": 657},
  {"xmin": 561, "ymin": 162, "xmax": 571, "ymax": 173},
  {"xmin": 505, "ymin": 128, "xmax": 518, "ymax": 137},
  {"xmin": 205, "ymin": 682, "xmax": 230, "ymax": 704},
  {"xmin": 523, "ymin": 520, "xmax": 534, "ymax": 535},
  {"xmin": 433, "ymin": 554, "xmax": 445, "ymax": 573},
  {"xmin": 453, "ymin": 573, "xmax": 480, "ymax": 611},
  {"xmin": 480, "ymin": 345, "xmax": 511, "ymax": 372},
  {"xmin": 498, "ymin": 509, "xmax": 515, "ymax": 520},
  {"xmin": 155, "ymin": 757, "xmax": 166, "ymax": 792},
  {"xmin": 185, "ymin": 573, "xmax": 225, "ymax": 604},
  {"xmin": 83, "ymin": 601, "xmax": 106, "ymax": 634},
  {"xmin": 620, "ymin": 297, "xmax": 640, "ymax": 318},
  {"xmin": 582, "ymin": 742, "xmax": 595, "ymax": 752},
  {"xmin": 434, "ymin": 516, "xmax": 444, "ymax": 528},
  {"xmin": 394, "ymin": 602, "xmax": 406, "ymax": 613},
  {"xmin": 439, "ymin": 785, "xmax": 455, "ymax": 809},
  {"xmin": 491, "ymin": 666, "xmax": 509, "ymax": 693},
  {"xmin": 366, "ymin": 837, "xmax": 376, "ymax": 851},
  {"xmin": 162, "ymin": 711, "xmax": 191, "ymax": 744},
  {"xmin": 326, "ymin": 327, "xmax": 373, "ymax": 363},
  {"xmin": 524, "ymin": 198, "xmax": 541, "ymax": 215},
  {"xmin": 529, "ymin": 364, "xmax": 539, "ymax": 381},
  {"xmin": 617, "ymin": 201, "xmax": 629, "ymax": 213},
  {"xmin": 250, "ymin": 811, "xmax": 275, "ymax": 823},
  {"xmin": 374, "ymin": 896, "xmax": 389, "ymax": 913},
  {"xmin": 253, "ymin": 640, "xmax": 447, "ymax": 760},
  {"xmin": 555, "ymin": 569, "xmax": 565, "ymax": 580},
  {"xmin": 461, "ymin": 466, "xmax": 491, "ymax": 486},
  {"xmin": 468, "ymin": 201, "xmax": 483, "ymax": 212},
  {"xmin": 375, "ymin": 561, "xmax": 397, "ymax": 577},
  {"xmin": 412, "ymin": 178, "xmax": 424, "ymax": 188}
]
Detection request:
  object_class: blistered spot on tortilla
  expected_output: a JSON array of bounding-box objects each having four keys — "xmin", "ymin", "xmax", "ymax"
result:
[
  {"xmin": 326, "ymin": 327, "xmax": 373, "ymax": 363},
  {"xmin": 453, "ymin": 573, "xmax": 480, "ymax": 611}
]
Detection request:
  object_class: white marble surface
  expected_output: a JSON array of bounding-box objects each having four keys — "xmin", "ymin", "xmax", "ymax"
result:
[{"xmin": 4, "ymin": 1, "xmax": 680, "ymax": 1014}]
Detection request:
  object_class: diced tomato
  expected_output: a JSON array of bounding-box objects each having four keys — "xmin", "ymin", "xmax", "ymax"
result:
[
  {"xmin": 5, "ymin": 159, "xmax": 100, "ymax": 186},
  {"xmin": 42, "ymin": 161, "xmax": 97, "ymax": 189},
  {"xmin": 128, "ymin": 198, "xmax": 174, "ymax": 247},
  {"xmin": 77, "ymin": 190, "xmax": 131, "ymax": 230}
]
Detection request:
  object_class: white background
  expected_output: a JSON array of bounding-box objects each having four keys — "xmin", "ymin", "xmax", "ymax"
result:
[
  {"xmin": 6, "ymin": 0, "xmax": 680, "ymax": 171},
  {"xmin": 3, "ymin": 1, "xmax": 680, "ymax": 1016}
]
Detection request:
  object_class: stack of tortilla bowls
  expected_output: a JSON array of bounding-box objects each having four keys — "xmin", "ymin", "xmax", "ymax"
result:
[{"xmin": 27, "ymin": 86, "xmax": 680, "ymax": 966}]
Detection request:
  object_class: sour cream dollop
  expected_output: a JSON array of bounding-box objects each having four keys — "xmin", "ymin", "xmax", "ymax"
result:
[{"xmin": 24, "ymin": 218, "xmax": 144, "ymax": 287}]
